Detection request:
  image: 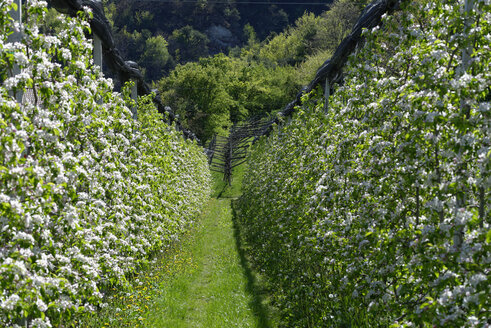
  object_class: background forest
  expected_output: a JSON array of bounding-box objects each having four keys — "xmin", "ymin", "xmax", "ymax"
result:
[{"xmin": 98, "ymin": 0, "xmax": 370, "ymax": 141}]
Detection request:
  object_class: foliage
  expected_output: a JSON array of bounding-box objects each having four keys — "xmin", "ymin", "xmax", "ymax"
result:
[
  {"xmin": 168, "ymin": 26, "xmax": 210, "ymax": 64},
  {"xmin": 258, "ymin": 12, "xmax": 322, "ymax": 66},
  {"xmin": 256, "ymin": 0, "xmax": 360, "ymax": 67},
  {"xmin": 112, "ymin": 28, "xmax": 174, "ymax": 82},
  {"xmin": 158, "ymin": 0, "xmax": 362, "ymax": 141},
  {"xmin": 296, "ymin": 48, "xmax": 334, "ymax": 85},
  {"xmin": 159, "ymin": 54, "xmax": 299, "ymax": 142},
  {"xmin": 104, "ymin": 0, "xmax": 348, "ymax": 83},
  {"xmin": 108, "ymin": 0, "xmax": 331, "ymax": 45},
  {"xmin": 0, "ymin": 2, "xmax": 211, "ymax": 327},
  {"xmin": 236, "ymin": 1, "xmax": 490, "ymax": 326},
  {"xmin": 112, "ymin": 28, "xmax": 149, "ymax": 67},
  {"xmin": 139, "ymin": 35, "xmax": 173, "ymax": 82},
  {"xmin": 313, "ymin": 0, "xmax": 361, "ymax": 54}
]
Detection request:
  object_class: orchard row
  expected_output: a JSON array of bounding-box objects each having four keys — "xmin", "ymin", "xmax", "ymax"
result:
[
  {"xmin": 236, "ymin": 1, "xmax": 490, "ymax": 327},
  {"xmin": 0, "ymin": 2, "xmax": 211, "ymax": 327}
]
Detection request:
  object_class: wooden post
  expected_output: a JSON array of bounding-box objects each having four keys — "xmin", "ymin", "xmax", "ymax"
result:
[
  {"xmin": 8, "ymin": 0, "xmax": 23, "ymax": 103},
  {"xmin": 8, "ymin": 0, "xmax": 22, "ymax": 41},
  {"xmin": 324, "ymin": 78, "xmax": 330, "ymax": 113},
  {"xmin": 207, "ymin": 134, "xmax": 216, "ymax": 165},
  {"xmin": 454, "ymin": 0, "xmax": 474, "ymax": 249},
  {"xmin": 227, "ymin": 136, "xmax": 233, "ymax": 185},
  {"xmin": 92, "ymin": 3, "xmax": 103, "ymax": 105},
  {"xmin": 462, "ymin": 0, "xmax": 474, "ymax": 71},
  {"xmin": 93, "ymin": 34, "xmax": 103, "ymax": 68},
  {"xmin": 130, "ymin": 78, "xmax": 138, "ymax": 120},
  {"xmin": 92, "ymin": 1, "xmax": 103, "ymax": 68}
]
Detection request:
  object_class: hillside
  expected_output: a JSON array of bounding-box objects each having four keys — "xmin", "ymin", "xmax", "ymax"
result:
[
  {"xmin": 103, "ymin": 0, "xmax": 369, "ymax": 81},
  {"xmin": 153, "ymin": 0, "xmax": 368, "ymax": 141},
  {"xmin": 106, "ymin": 0, "xmax": 334, "ymax": 57}
]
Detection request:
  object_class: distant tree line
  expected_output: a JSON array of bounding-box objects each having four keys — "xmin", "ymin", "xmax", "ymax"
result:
[
  {"xmin": 158, "ymin": 0, "xmax": 368, "ymax": 142},
  {"xmin": 94, "ymin": 0, "xmax": 370, "ymax": 142}
]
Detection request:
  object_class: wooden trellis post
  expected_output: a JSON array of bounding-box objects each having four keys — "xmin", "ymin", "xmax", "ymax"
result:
[
  {"xmin": 207, "ymin": 134, "xmax": 217, "ymax": 165},
  {"xmin": 131, "ymin": 78, "xmax": 138, "ymax": 120},
  {"xmin": 93, "ymin": 34, "xmax": 103, "ymax": 105},
  {"xmin": 92, "ymin": 0, "xmax": 103, "ymax": 67},
  {"xmin": 462, "ymin": 0, "xmax": 474, "ymax": 70},
  {"xmin": 324, "ymin": 78, "xmax": 330, "ymax": 113},
  {"xmin": 93, "ymin": 33, "xmax": 103, "ymax": 69},
  {"xmin": 8, "ymin": 0, "xmax": 23, "ymax": 103},
  {"xmin": 454, "ymin": 0, "xmax": 475, "ymax": 248}
]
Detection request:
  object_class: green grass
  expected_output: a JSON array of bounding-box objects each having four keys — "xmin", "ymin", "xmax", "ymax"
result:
[
  {"xmin": 78, "ymin": 163, "xmax": 278, "ymax": 328},
  {"xmin": 145, "ymin": 196, "xmax": 275, "ymax": 327},
  {"xmin": 211, "ymin": 165, "xmax": 247, "ymax": 199}
]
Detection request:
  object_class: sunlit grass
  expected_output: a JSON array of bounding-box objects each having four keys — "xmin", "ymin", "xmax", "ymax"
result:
[{"xmin": 144, "ymin": 197, "xmax": 271, "ymax": 327}]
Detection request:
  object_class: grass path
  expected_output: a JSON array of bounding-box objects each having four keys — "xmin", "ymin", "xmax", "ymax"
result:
[
  {"xmin": 144, "ymin": 196, "xmax": 275, "ymax": 327},
  {"xmin": 80, "ymin": 169, "xmax": 277, "ymax": 327}
]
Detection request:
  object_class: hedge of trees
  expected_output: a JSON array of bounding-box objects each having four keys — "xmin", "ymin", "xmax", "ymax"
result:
[
  {"xmin": 0, "ymin": 3, "xmax": 210, "ymax": 327},
  {"xmin": 235, "ymin": 0, "xmax": 490, "ymax": 326}
]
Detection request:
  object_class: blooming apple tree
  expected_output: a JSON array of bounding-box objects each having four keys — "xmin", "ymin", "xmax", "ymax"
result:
[
  {"xmin": 0, "ymin": 1, "xmax": 211, "ymax": 327},
  {"xmin": 236, "ymin": 0, "xmax": 490, "ymax": 326}
]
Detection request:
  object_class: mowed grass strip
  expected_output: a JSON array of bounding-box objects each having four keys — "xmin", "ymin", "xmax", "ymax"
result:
[{"xmin": 144, "ymin": 196, "xmax": 274, "ymax": 328}]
